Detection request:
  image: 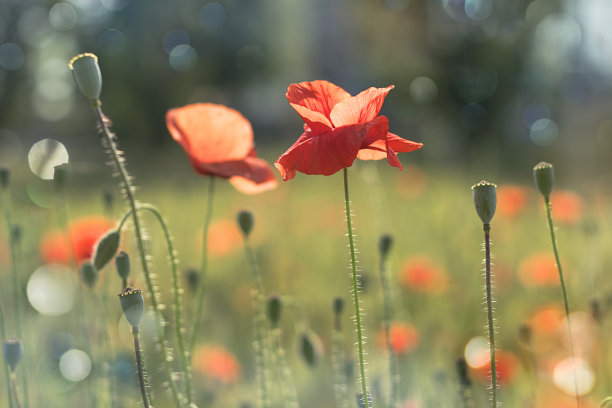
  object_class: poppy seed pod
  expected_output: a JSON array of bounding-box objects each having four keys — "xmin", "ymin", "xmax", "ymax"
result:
[
  {"xmin": 472, "ymin": 180, "xmax": 497, "ymax": 224},
  {"xmin": 533, "ymin": 161, "xmax": 554, "ymax": 199},
  {"xmin": 118, "ymin": 287, "xmax": 145, "ymax": 328},
  {"xmin": 455, "ymin": 357, "xmax": 471, "ymax": 387},
  {"xmin": 378, "ymin": 234, "xmax": 393, "ymax": 260},
  {"xmin": 93, "ymin": 229, "xmax": 120, "ymax": 271},
  {"xmin": 3, "ymin": 338, "xmax": 23, "ymax": 371},
  {"xmin": 267, "ymin": 295, "xmax": 282, "ymax": 327},
  {"xmin": 333, "ymin": 297, "xmax": 344, "ymax": 315},
  {"xmin": 68, "ymin": 53, "xmax": 102, "ymax": 101},
  {"xmin": 0, "ymin": 167, "xmax": 9, "ymax": 189},
  {"xmin": 115, "ymin": 251, "xmax": 130, "ymax": 282},
  {"xmin": 237, "ymin": 210, "xmax": 254, "ymax": 237},
  {"xmin": 80, "ymin": 261, "xmax": 98, "ymax": 288},
  {"xmin": 299, "ymin": 332, "xmax": 321, "ymax": 367}
]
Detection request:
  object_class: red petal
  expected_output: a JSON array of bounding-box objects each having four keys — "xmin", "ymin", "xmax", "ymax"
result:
[
  {"xmin": 166, "ymin": 103, "xmax": 253, "ymax": 163},
  {"xmin": 229, "ymin": 156, "xmax": 278, "ymax": 194},
  {"xmin": 286, "ymin": 81, "xmax": 351, "ymax": 133},
  {"xmin": 275, "ymin": 124, "xmax": 368, "ymax": 181},
  {"xmin": 330, "ymin": 86, "xmax": 394, "ymax": 127},
  {"xmin": 386, "ymin": 132, "xmax": 423, "ymax": 154}
]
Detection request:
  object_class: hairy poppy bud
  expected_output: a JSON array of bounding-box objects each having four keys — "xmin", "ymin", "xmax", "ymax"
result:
[
  {"xmin": 299, "ymin": 332, "xmax": 321, "ymax": 367},
  {"xmin": 472, "ymin": 180, "xmax": 497, "ymax": 224},
  {"xmin": 378, "ymin": 234, "xmax": 393, "ymax": 260},
  {"xmin": 237, "ymin": 210, "xmax": 254, "ymax": 237},
  {"xmin": 3, "ymin": 338, "xmax": 23, "ymax": 371},
  {"xmin": 94, "ymin": 229, "xmax": 120, "ymax": 270},
  {"xmin": 333, "ymin": 297, "xmax": 344, "ymax": 315},
  {"xmin": 68, "ymin": 53, "xmax": 102, "ymax": 101},
  {"xmin": 119, "ymin": 287, "xmax": 145, "ymax": 328},
  {"xmin": 267, "ymin": 295, "xmax": 282, "ymax": 328},
  {"xmin": 115, "ymin": 251, "xmax": 130, "ymax": 282},
  {"xmin": 455, "ymin": 357, "xmax": 471, "ymax": 387},
  {"xmin": 0, "ymin": 167, "xmax": 9, "ymax": 189},
  {"xmin": 533, "ymin": 161, "xmax": 554, "ymax": 199},
  {"xmin": 80, "ymin": 261, "xmax": 98, "ymax": 288}
]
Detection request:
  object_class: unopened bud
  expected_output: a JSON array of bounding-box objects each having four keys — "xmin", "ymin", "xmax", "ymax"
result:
[
  {"xmin": 119, "ymin": 287, "xmax": 145, "ymax": 328},
  {"xmin": 299, "ymin": 332, "xmax": 321, "ymax": 367},
  {"xmin": 80, "ymin": 262, "xmax": 98, "ymax": 288},
  {"xmin": 11, "ymin": 225, "xmax": 22, "ymax": 245},
  {"xmin": 378, "ymin": 234, "xmax": 393, "ymax": 260},
  {"xmin": 267, "ymin": 295, "xmax": 282, "ymax": 327},
  {"xmin": 237, "ymin": 210, "xmax": 254, "ymax": 238},
  {"xmin": 3, "ymin": 338, "xmax": 23, "ymax": 371},
  {"xmin": 185, "ymin": 268, "xmax": 199, "ymax": 292},
  {"xmin": 517, "ymin": 323, "xmax": 532, "ymax": 346},
  {"xmin": 94, "ymin": 229, "xmax": 120, "ymax": 270},
  {"xmin": 533, "ymin": 161, "xmax": 554, "ymax": 199},
  {"xmin": 115, "ymin": 251, "xmax": 130, "ymax": 283},
  {"xmin": 455, "ymin": 357, "xmax": 471, "ymax": 387},
  {"xmin": 472, "ymin": 180, "xmax": 497, "ymax": 224},
  {"xmin": 69, "ymin": 53, "xmax": 102, "ymax": 101},
  {"xmin": 333, "ymin": 297, "xmax": 344, "ymax": 315}
]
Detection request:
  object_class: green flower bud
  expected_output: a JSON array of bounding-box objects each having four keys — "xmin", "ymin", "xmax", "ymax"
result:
[
  {"xmin": 118, "ymin": 287, "xmax": 145, "ymax": 328},
  {"xmin": 378, "ymin": 234, "xmax": 393, "ymax": 260},
  {"xmin": 3, "ymin": 338, "xmax": 23, "ymax": 371},
  {"xmin": 80, "ymin": 261, "xmax": 98, "ymax": 288},
  {"xmin": 455, "ymin": 357, "xmax": 471, "ymax": 387},
  {"xmin": 333, "ymin": 297, "xmax": 344, "ymax": 315},
  {"xmin": 236, "ymin": 210, "xmax": 254, "ymax": 238},
  {"xmin": 93, "ymin": 229, "xmax": 120, "ymax": 271},
  {"xmin": 533, "ymin": 161, "xmax": 554, "ymax": 199},
  {"xmin": 299, "ymin": 332, "xmax": 321, "ymax": 367},
  {"xmin": 472, "ymin": 180, "xmax": 497, "ymax": 224},
  {"xmin": 267, "ymin": 295, "xmax": 282, "ymax": 328},
  {"xmin": 68, "ymin": 53, "xmax": 102, "ymax": 101},
  {"xmin": 0, "ymin": 167, "xmax": 9, "ymax": 189},
  {"xmin": 115, "ymin": 251, "xmax": 130, "ymax": 282}
]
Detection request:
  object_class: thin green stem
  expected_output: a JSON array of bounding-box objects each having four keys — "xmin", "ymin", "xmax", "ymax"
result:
[
  {"xmin": 599, "ymin": 397, "xmax": 612, "ymax": 408},
  {"xmin": 379, "ymin": 256, "xmax": 399, "ymax": 408},
  {"xmin": 483, "ymin": 224, "xmax": 498, "ymax": 408},
  {"xmin": 0, "ymin": 299, "xmax": 14, "ymax": 408},
  {"xmin": 190, "ymin": 175, "xmax": 216, "ymax": 354},
  {"xmin": 343, "ymin": 168, "xmax": 371, "ymax": 408},
  {"xmin": 93, "ymin": 292, "xmax": 118, "ymax": 408},
  {"xmin": 9, "ymin": 372, "xmax": 21, "ymax": 408},
  {"xmin": 271, "ymin": 328, "xmax": 299, "ymax": 408},
  {"xmin": 132, "ymin": 327, "xmax": 150, "ymax": 408},
  {"xmin": 544, "ymin": 197, "xmax": 581, "ymax": 408},
  {"xmin": 92, "ymin": 104, "xmax": 182, "ymax": 407}
]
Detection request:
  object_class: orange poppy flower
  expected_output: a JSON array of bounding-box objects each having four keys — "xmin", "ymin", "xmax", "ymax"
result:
[
  {"xmin": 68, "ymin": 217, "xmax": 113, "ymax": 262},
  {"xmin": 518, "ymin": 252, "xmax": 561, "ymax": 287},
  {"xmin": 192, "ymin": 344, "xmax": 241, "ymax": 384},
  {"xmin": 472, "ymin": 350, "xmax": 519, "ymax": 384},
  {"xmin": 496, "ymin": 185, "xmax": 529, "ymax": 218},
  {"xmin": 207, "ymin": 219, "xmax": 242, "ymax": 257},
  {"xmin": 378, "ymin": 322, "xmax": 419, "ymax": 354},
  {"xmin": 275, "ymin": 80, "xmax": 422, "ymax": 181},
  {"xmin": 40, "ymin": 230, "xmax": 71, "ymax": 264},
  {"xmin": 400, "ymin": 256, "xmax": 448, "ymax": 293},
  {"xmin": 550, "ymin": 190, "xmax": 583, "ymax": 224},
  {"xmin": 166, "ymin": 103, "xmax": 277, "ymax": 194}
]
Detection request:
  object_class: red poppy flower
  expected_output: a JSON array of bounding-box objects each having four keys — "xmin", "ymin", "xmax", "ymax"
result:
[
  {"xmin": 275, "ymin": 80, "xmax": 422, "ymax": 181},
  {"xmin": 497, "ymin": 185, "xmax": 529, "ymax": 218},
  {"xmin": 400, "ymin": 256, "xmax": 448, "ymax": 294},
  {"xmin": 550, "ymin": 190, "xmax": 583, "ymax": 224},
  {"xmin": 518, "ymin": 252, "xmax": 562, "ymax": 287},
  {"xmin": 472, "ymin": 350, "xmax": 519, "ymax": 384},
  {"xmin": 166, "ymin": 103, "xmax": 277, "ymax": 194},
  {"xmin": 40, "ymin": 230, "xmax": 71, "ymax": 264},
  {"xmin": 68, "ymin": 217, "xmax": 113, "ymax": 262},
  {"xmin": 378, "ymin": 322, "xmax": 419, "ymax": 354},
  {"xmin": 192, "ymin": 344, "xmax": 241, "ymax": 384}
]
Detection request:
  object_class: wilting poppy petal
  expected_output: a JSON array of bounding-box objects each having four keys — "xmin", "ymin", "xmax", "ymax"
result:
[
  {"xmin": 275, "ymin": 123, "xmax": 369, "ymax": 181},
  {"xmin": 286, "ymin": 80, "xmax": 351, "ymax": 133},
  {"xmin": 330, "ymin": 86, "xmax": 394, "ymax": 127},
  {"xmin": 229, "ymin": 156, "xmax": 278, "ymax": 194},
  {"xmin": 166, "ymin": 103, "xmax": 253, "ymax": 163}
]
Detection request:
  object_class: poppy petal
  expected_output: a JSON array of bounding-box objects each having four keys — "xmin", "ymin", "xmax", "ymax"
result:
[
  {"xmin": 330, "ymin": 86, "xmax": 394, "ymax": 127},
  {"xmin": 286, "ymin": 81, "xmax": 351, "ymax": 133},
  {"xmin": 274, "ymin": 124, "xmax": 368, "ymax": 181},
  {"xmin": 229, "ymin": 156, "xmax": 278, "ymax": 194},
  {"xmin": 166, "ymin": 103, "xmax": 253, "ymax": 163},
  {"xmin": 386, "ymin": 132, "xmax": 423, "ymax": 154},
  {"xmin": 357, "ymin": 116, "xmax": 391, "ymax": 161}
]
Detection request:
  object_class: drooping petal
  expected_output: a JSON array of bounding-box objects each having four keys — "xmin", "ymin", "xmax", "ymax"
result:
[
  {"xmin": 274, "ymin": 124, "xmax": 369, "ymax": 181},
  {"xmin": 229, "ymin": 156, "xmax": 278, "ymax": 194},
  {"xmin": 330, "ymin": 86, "xmax": 394, "ymax": 127},
  {"xmin": 286, "ymin": 81, "xmax": 351, "ymax": 133},
  {"xmin": 166, "ymin": 103, "xmax": 253, "ymax": 163},
  {"xmin": 357, "ymin": 116, "xmax": 391, "ymax": 161},
  {"xmin": 386, "ymin": 132, "xmax": 423, "ymax": 154}
]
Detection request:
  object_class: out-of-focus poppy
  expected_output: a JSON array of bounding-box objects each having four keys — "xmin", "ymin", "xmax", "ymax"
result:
[
  {"xmin": 207, "ymin": 219, "xmax": 242, "ymax": 257},
  {"xmin": 275, "ymin": 80, "xmax": 422, "ymax": 181},
  {"xmin": 68, "ymin": 217, "xmax": 113, "ymax": 263},
  {"xmin": 497, "ymin": 185, "xmax": 529, "ymax": 218},
  {"xmin": 518, "ymin": 252, "xmax": 562, "ymax": 287},
  {"xmin": 472, "ymin": 350, "xmax": 520, "ymax": 384},
  {"xmin": 192, "ymin": 344, "xmax": 241, "ymax": 384},
  {"xmin": 166, "ymin": 103, "xmax": 277, "ymax": 194},
  {"xmin": 549, "ymin": 191, "xmax": 583, "ymax": 224},
  {"xmin": 378, "ymin": 322, "xmax": 419, "ymax": 354},
  {"xmin": 400, "ymin": 256, "xmax": 448, "ymax": 294},
  {"xmin": 40, "ymin": 230, "xmax": 71, "ymax": 264}
]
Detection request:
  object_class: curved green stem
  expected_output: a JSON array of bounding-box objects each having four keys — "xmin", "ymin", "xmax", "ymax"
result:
[
  {"xmin": 132, "ymin": 327, "xmax": 150, "ymax": 408},
  {"xmin": 483, "ymin": 224, "xmax": 498, "ymax": 408},
  {"xmin": 343, "ymin": 168, "xmax": 371, "ymax": 408},
  {"xmin": 599, "ymin": 397, "xmax": 612, "ymax": 408},
  {"xmin": 92, "ymin": 104, "xmax": 182, "ymax": 407}
]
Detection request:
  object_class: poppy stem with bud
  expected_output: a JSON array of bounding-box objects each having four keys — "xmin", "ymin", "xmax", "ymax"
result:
[{"xmin": 343, "ymin": 168, "xmax": 372, "ymax": 408}]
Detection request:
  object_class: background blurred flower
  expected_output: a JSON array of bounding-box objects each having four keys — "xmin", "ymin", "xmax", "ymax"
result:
[
  {"xmin": 472, "ymin": 350, "xmax": 520, "ymax": 384},
  {"xmin": 549, "ymin": 191, "xmax": 583, "ymax": 224},
  {"xmin": 192, "ymin": 344, "xmax": 241, "ymax": 384},
  {"xmin": 496, "ymin": 185, "xmax": 529, "ymax": 218},
  {"xmin": 400, "ymin": 256, "xmax": 448, "ymax": 293},
  {"xmin": 518, "ymin": 252, "xmax": 564, "ymax": 287},
  {"xmin": 378, "ymin": 322, "xmax": 419, "ymax": 354},
  {"xmin": 68, "ymin": 217, "xmax": 113, "ymax": 263},
  {"xmin": 40, "ymin": 230, "xmax": 71, "ymax": 264},
  {"xmin": 207, "ymin": 219, "xmax": 242, "ymax": 257}
]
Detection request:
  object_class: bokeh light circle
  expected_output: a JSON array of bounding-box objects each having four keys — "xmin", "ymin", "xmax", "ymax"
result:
[
  {"xmin": 169, "ymin": 44, "xmax": 197, "ymax": 72},
  {"xmin": 465, "ymin": 0, "xmax": 493, "ymax": 21},
  {"xmin": 100, "ymin": 0, "xmax": 131, "ymax": 11},
  {"xmin": 529, "ymin": 118, "xmax": 558, "ymax": 146},
  {"xmin": 464, "ymin": 336, "xmax": 489, "ymax": 368},
  {"xmin": 163, "ymin": 29, "xmax": 190, "ymax": 54},
  {"xmin": 59, "ymin": 349, "xmax": 92, "ymax": 382},
  {"xmin": 28, "ymin": 139, "xmax": 69, "ymax": 180},
  {"xmin": 553, "ymin": 357, "xmax": 595, "ymax": 396},
  {"xmin": 48, "ymin": 3, "xmax": 78, "ymax": 31},
  {"xmin": 409, "ymin": 76, "xmax": 438, "ymax": 105},
  {"xmin": 200, "ymin": 3, "xmax": 226, "ymax": 31},
  {"xmin": 26, "ymin": 264, "xmax": 76, "ymax": 316},
  {"xmin": 523, "ymin": 103, "xmax": 551, "ymax": 128},
  {"xmin": 0, "ymin": 43, "xmax": 24, "ymax": 70}
]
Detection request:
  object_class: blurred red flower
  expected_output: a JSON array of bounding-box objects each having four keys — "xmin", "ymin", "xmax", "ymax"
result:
[
  {"xmin": 400, "ymin": 256, "xmax": 448, "ymax": 294},
  {"xmin": 497, "ymin": 185, "xmax": 529, "ymax": 218},
  {"xmin": 472, "ymin": 350, "xmax": 519, "ymax": 384},
  {"xmin": 40, "ymin": 230, "xmax": 71, "ymax": 264},
  {"xmin": 192, "ymin": 345, "xmax": 241, "ymax": 384},
  {"xmin": 166, "ymin": 103, "xmax": 277, "ymax": 194},
  {"xmin": 550, "ymin": 191, "xmax": 583, "ymax": 224},
  {"xmin": 275, "ymin": 80, "xmax": 422, "ymax": 181},
  {"xmin": 518, "ymin": 252, "xmax": 561, "ymax": 287},
  {"xmin": 207, "ymin": 219, "xmax": 242, "ymax": 257},
  {"xmin": 378, "ymin": 322, "xmax": 419, "ymax": 354},
  {"xmin": 40, "ymin": 217, "xmax": 111, "ymax": 264}
]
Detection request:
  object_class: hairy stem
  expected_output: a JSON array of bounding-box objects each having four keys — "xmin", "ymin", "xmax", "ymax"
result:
[
  {"xmin": 132, "ymin": 327, "xmax": 150, "ymax": 408},
  {"xmin": 483, "ymin": 224, "xmax": 498, "ymax": 408}
]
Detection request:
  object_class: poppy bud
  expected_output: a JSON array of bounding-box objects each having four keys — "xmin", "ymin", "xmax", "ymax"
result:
[
  {"xmin": 517, "ymin": 323, "xmax": 532, "ymax": 346},
  {"xmin": 94, "ymin": 229, "xmax": 120, "ymax": 271},
  {"xmin": 267, "ymin": 295, "xmax": 282, "ymax": 328},
  {"xmin": 68, "ymin": 53, "xmax": 102, "ymax": 102},
  {"xmin": 533, "ymin": 161, "xmax": 554, "ymax": 199},
  {"xmin": 80, "ymin": 261, "xmax": 98, "ymax": 288},
  {"xmin": 356, "ymin": 392, "xmax": 373, "ymax": 408},
  {"xmin": 455, "ymin": 357, "xmax": 471, "ymax": 387},
  {"xmin": 472, "ymin": 180, "xmax": 497, "ymax": 224},
  {"xmin": 118, "ymin": 287, "xmax": 145, "ymax": 328},
  {"xmin": 184, "ymin": 267, "xmax": 199, "ymax": 292},
  {"xmin": 299, "ymin": 332, "xmax": 321, "ymax": 367},
  {"xmin": 3, "ymin": 338, "xmax": 23, "ymax": 371},
  {"xmin": 115, "ymin": 251, "xmax": 130, "ymax": 283},
  {"xmin": 333, "ymin": 297, "xmax": 344, "ymax": 315},
  {"xmin": 0, "ymin": 167, "xmax": 9, "ymax": 189},
  {"xmin": 378, "ymin": 234, "xmax": 393, "ymax": 260},
  {"xmin": 10, "ymin": 225, "xmax": 22, "ymax": 245},
  {"xmin": 237, "ymin": 210, "xmax": 254, "ymax": 238},
  {"xmin": 53, "ymin": 164, "xmax": 70, "ymax": 191}
]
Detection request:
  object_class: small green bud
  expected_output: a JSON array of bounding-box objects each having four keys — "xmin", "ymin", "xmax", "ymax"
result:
[
  {"xmin": 3, "ymin": 338, "xmax": 23, "ymax": 371},
  {"xmin": 118, "ymin": 287, "xmax": 145, "ymax": 328},
  {"xmin": 455, "ymin": 357, "xmax": 471, "ymax": 387},
  {"xmin": 333, "ymin": 297, "xmax": 344, "ymax": 315},
  {"xmin": 53, "ymin": 164, "xmax": 70, "ymax": 190},
  {"xmin": 10, "ymin": 225, "xmax": 22, "ymax": 245},
  {"xmin": 378, "ymin": 234, "xmax": 393, "ymax": 260},
  {"xmin": 185, "ymin": 268, "xmax": 200, "ymax": 292},
  {"xmin": 0, "ymin": 167, "xmax": 9, "ymax": 189},
  {"xmin": 299, "ymin": 332, "xmax": 321, "ymax": 367},
  {"xmin": 472, "ymin": 180, "xmax": 497, "ymax": 224},
  {"xmin": 115, "ymin": 251, "xmax": 130, "ymax": 282},
  {"xmin": 236, "ymin": 210, "xmax": 254, "ymax": 237},
  {"xmin": 93, "ymin": 229, "xmax": 120, "ymax": 270},
  {"xmin": 533, "ymin": 161, "xmax": 554, "ymax": 198},
  {"xmin": 80, "ymin": 261, "xmax": 98, "ymax": 288},
  {"xmin": 68, "ymin": 53, "xmax": 102, "ymax": 101},
  {"xmin": 267, "ymin": 295, "xmax": 282, "ymax": 327}
]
